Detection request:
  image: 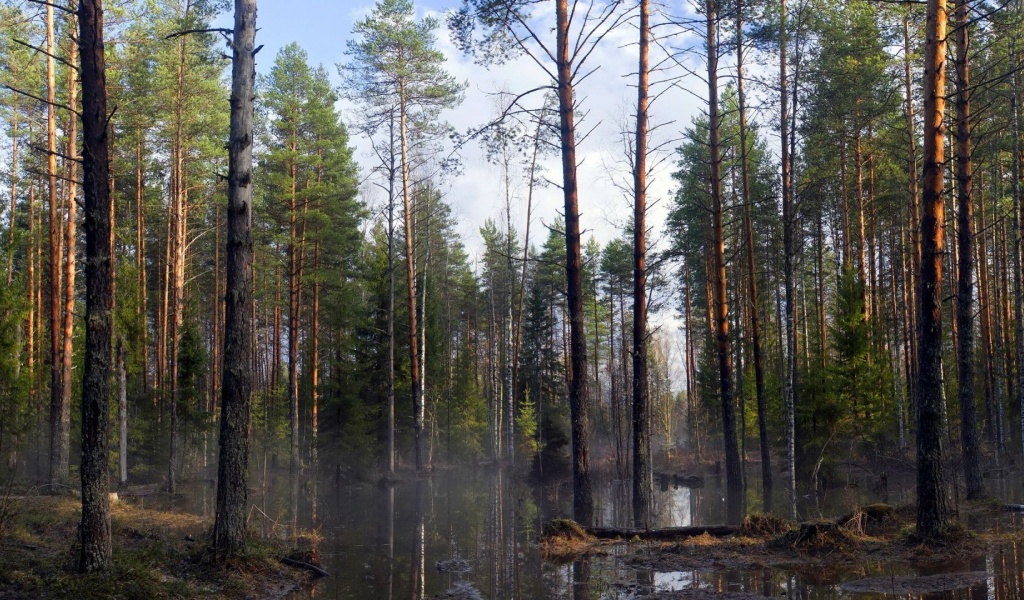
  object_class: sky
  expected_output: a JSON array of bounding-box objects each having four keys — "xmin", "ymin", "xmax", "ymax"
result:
[
  {"xmin": 219, "ymin": 0, "xmax": 713, "ymax": 386},
  {"xmin": 237, "ymin": 0, "xmax": 706, "ymax": 255}
]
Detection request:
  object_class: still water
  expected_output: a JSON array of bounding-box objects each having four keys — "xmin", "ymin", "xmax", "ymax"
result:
[{"xmin": 167, "ymin": 464, "xmax": 1024, "ymax": 599}]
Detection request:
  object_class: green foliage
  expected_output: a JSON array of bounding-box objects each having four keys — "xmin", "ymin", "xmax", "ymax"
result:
[
  {"xmin": 341, "ymin": 0, "xmax": 465, "ymax": 135},
  {"xmin": 516, "ymin": 391, "xmax": 539, "ymax": 458}
]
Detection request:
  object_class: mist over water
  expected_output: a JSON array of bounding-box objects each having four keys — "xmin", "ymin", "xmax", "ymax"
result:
[{"xmin": 154, "ymin": 465, "xmax": 1024, "ymax": 599}]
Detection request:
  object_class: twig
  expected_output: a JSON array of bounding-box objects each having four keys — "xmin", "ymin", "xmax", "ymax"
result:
[{"xmin": 165, "ymin": 27, "xmax": 231, "ymax": 40}]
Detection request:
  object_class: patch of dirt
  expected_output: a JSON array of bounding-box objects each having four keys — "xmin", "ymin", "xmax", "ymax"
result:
[{"xmin": 840, "ymin": 572, "xmax": 988, "ymax": 594}]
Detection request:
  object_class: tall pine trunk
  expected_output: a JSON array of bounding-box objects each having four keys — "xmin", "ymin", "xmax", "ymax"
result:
[
  {"xmin": 398, "ymin": 83, "xmax": 424, "ymax": 471},
  {"xmin": 632, "ymin": 0, "xmax": 652, "ymax": 528},
  {"xmin": 556, "ymin": 0, "xmax": 593, "ymax": 524},
  {"xmin": 737, "ymin": 0, "xmax": 771, "ymax": 511},
  {"xmin": 954, "ymin": 0, "xmax": 983, "ymax": 500},
  {"xmin": 46, "ymin": 0, "xmax": 67, "ymax": 491},
  {"xmin": 213, "ymin": 0, "xmax": 256, "ymax": 558},
  {"xmin": 780, "ymin": 0, "xmax": 798, "ymax": 520},
  {"xmin": 707, "ymin": 0, "xmax": 742, "ymax": 524},
  {"xmin": 78, "ymin": 0, "xmax": 113, "ymax": 571},
  {"xmin": 917, "ymin": 0, "xmax": 950, "ymax": 538}
]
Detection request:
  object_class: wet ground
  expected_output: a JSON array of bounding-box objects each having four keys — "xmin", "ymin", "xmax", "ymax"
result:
[{"xmin": 152, "ymin": 460, "xmax": 1024, "ymax": 599}]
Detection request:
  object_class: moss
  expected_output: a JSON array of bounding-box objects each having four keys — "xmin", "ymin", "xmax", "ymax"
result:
[{"xmin": 0, "ymin": 496, "xmax": 316, "ymax": 599}]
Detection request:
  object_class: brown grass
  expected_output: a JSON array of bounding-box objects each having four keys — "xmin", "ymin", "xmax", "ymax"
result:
[{"xmin": 0, "ymin": 496, "xmax": 318, "ymax": 599}]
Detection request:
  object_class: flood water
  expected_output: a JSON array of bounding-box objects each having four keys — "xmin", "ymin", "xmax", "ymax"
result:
[{"xmin": 162, "ymin": 462, "xmax": 1024, "ymax": 599}]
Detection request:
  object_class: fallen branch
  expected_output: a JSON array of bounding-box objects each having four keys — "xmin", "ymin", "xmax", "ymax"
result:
[
  {"xmin": 551, "ymin": 521, "xmax": 740, "ymax": 541},
  {"xmin": 281, "ymin": 557, "xmax": 330, "ymax": 578}
]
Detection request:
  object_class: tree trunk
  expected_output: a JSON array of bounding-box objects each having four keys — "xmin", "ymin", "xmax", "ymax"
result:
[
  {"xmin": 780, "ymin": 0, "xmax": 798, "ymax": 521},
  {"xmin": 398, "ymin": 82, "xmax": 424, "ymax": 471},
  {"xmin": 60, "ymin": 28, "xmax": 80, "ymax": 495},
  {"xmin": 213, "ymin": 0, "xmax": 256, "ymax": 558},
  {"xmin": 555, "ymin": 0, "xmax": 593, "ymax": 525},
  {"xmin": 917, "ymin": 0, "xmax": 950, "ymax": 538},
  {"xmin": 310, "ymin": 234, "xmax": 320, "ymax": 471},
  {"xmin": 118, "ymin": 338, "xmax": 127, "ymax": 485},
  {"xmin": 707, "ymin": 0, "xmax": 742, "ymax": 525},
  {"xmin": 737, "ymin": 0, "xmax": 771, "ymax": 511},
  {"xmin": 954, "ymin": 0, "xmax": 983, "ymax": 500},
  {"xmin": 904, "ymin": 11, "xmax": 921, "ymax": 422},
  {"xmin": 978, "ymin": 184, "xmax": 997, "ymax": 461},
  {"xmin": 1011, "ymin": 32, "xmax": 1024, "ymax": 463},
  {"xmin": 46, "ymin": 0, "xmax": 67, "ymax": 491},
  {"xmin": 78, "ymin": 0, "xmax": 113, "ymax": 570},
  {"xmin": 168, "ymin": 29, "xmax": 190, "ymax": 494},
  {"xmin": 385, "ymin": 112, "xmax": 397, "ymax": 474},
  {"xmin": 6, "ymin": 102, "xmax": 18, "ymax": 287},
  {"xmin": 287, "ymin": 137, "xmax": 303, "ymax": 474},
  {"xmin": 135, "ymin": 133, "xmax": 149, "ymax": 393},
  {"xmin": 631, "ymin": 0, "xmax": 652, "ymax": 529}
]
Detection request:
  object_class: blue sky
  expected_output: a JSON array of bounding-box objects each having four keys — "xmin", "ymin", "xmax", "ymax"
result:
[{"xmin": 215, "ymin": 0, "xmax": 710, "ymax": 382}]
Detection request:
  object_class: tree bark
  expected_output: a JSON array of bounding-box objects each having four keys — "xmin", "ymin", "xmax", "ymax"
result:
[
  {"xmin": 60, "ymin": 28, "xmax": 80, "ymax": 495},
  {"xmin": 904, "ymin": 11, "xmax": 921, "ymax": 424},
  {"xmin": 555, "ymin": 0, "xmax": 593, "ymax": 525},
  {"xmin": 118, "ymin": 338, "xmax": 127, "ymax": 486},
  {"xmin": 6, "ymin": 102, "xmax": 18, "ymax": 288},
  {"xmin": 398, "ymin": 79, "xmax": 424, "ymax": 471},
  {"xmin": 78, "ymin": 0, "xmax": 113, "ymax": 571},
  {"xmin": 780, "ymin": 0, "xmax": 798, "ymax": 521},
  {"xmin": 1011, "ymin": 28, "xmax": 1024, "ymax": 463},
  {"xmin": 737, "ymin": 0, "xmax": 771, "ymax": 511},
  {"xmin": 46, "ymin": 0, "xmax": 67, "ymax": 491},
  {"xmin": 631, "ymin": 0, "xmax": 652, "ymax": 529},
  {"xmin": 917, "ymin": 0, "xmax": 950, "ymax": 538},
  {"xmin": 954, "ymin": 0, "xmax": 983, "ymax": 500},
  {"xmin": 213, "ymin": 0, "xmax": 256, "ymax": 558},
  {"xmin": 706, "ymin": 0, "xmax": 742, "ymax": 525}
]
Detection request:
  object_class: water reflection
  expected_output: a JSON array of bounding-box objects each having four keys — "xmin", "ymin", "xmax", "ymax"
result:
[{"xmin": 154, "ymin": 467, "xmax": 1024, "ymax": 599}]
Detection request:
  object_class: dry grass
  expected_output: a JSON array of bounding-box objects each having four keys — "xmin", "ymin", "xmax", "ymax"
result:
[{"xmin": 0, "ymin": 496, "xmax": 318, "ymax": 599}]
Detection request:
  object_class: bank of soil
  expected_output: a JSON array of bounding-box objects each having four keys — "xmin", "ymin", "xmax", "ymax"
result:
[
  {"xmin": 542, "ymin": 502, "xmax": 1019, "ymax": 597},
  {"xmin": 0, "ymin": 494, "xmax": 320, "ymax": 599}
]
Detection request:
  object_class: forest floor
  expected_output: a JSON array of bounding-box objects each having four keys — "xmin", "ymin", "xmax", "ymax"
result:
[
  {"xmin": 0, "ymin": 493, "xmax": 322, "ymax": 599},
  {"xmin": 541, "ymin": 502, "xmax": 1021, "ymax": 598}
]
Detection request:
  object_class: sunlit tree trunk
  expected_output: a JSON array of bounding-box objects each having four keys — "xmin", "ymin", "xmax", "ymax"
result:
[
  {"xmin": 60, "ymin": 28, "xmax": 80, "ymax": 493},
  {"xmin": 917, "ymin": 0, "xmax": 950, "ymax": 538},
  {"xmin": 46, "ymin": 0, "xmax": 67, "ymax": 491},
  {"xmin": 706, "ymin": 0, "xmax": 742, "ymax": 524}
]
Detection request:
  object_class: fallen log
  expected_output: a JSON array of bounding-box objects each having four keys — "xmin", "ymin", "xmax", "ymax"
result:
[
  {"xmin": 281, "ymin": 556, "xmax": 330, "ymax": 578},
  {"xmin": 546, "ymin": 521, "xmax": 740, "ymax": 541}
]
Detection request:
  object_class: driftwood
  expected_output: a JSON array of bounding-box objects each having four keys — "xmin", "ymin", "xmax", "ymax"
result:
[
  {"xmin": 576, "ymin": 523, "xmax": 739, "ymax": 541},
  {"xmin": 280, "ymin": 556, "xmax": 330, "ymax": 578}
]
